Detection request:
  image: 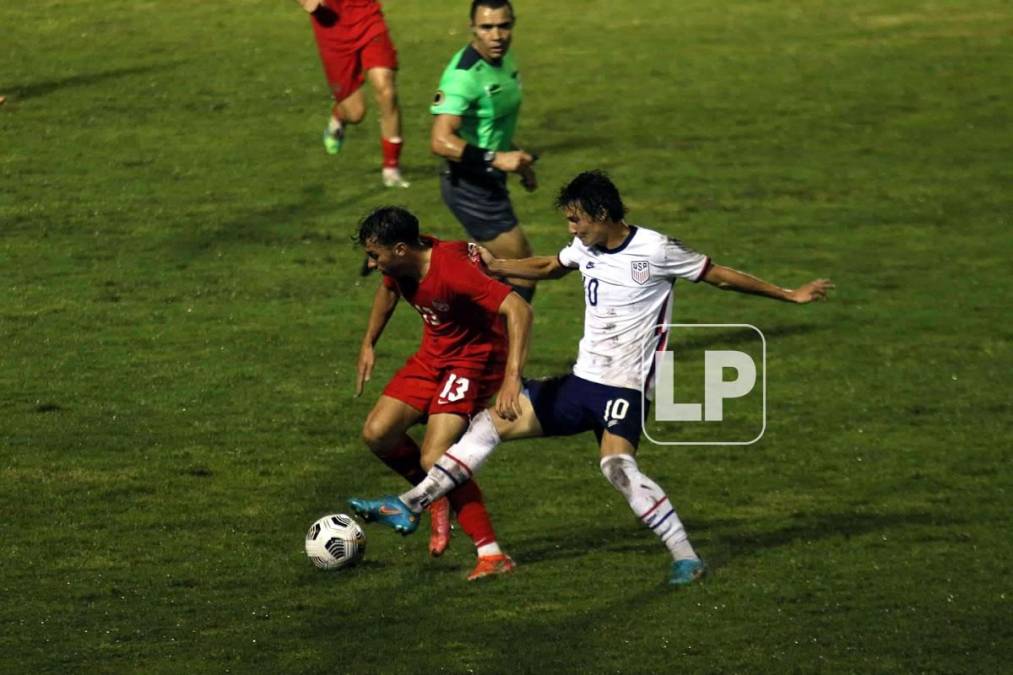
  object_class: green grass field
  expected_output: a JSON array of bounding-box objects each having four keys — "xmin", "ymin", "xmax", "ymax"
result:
[{"xmin": 3, "ymin": 0, "xmax": 1011, "ymax": 671}]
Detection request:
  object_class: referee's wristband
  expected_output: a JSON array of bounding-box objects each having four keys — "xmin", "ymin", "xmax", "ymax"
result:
[{"xmin": 461, "ymin": 144, "xmax": 495, "ymax": 171}]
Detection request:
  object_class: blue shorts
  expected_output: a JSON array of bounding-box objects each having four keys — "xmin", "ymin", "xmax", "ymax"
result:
[{"xmin": 524, "ymin": 374, "xmax": 646, "ymax": 449}]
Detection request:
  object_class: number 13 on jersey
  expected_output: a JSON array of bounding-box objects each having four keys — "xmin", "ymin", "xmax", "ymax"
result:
[{"xmin": 440, "ymin": 373, "xmax": 471, "ymax": 402}]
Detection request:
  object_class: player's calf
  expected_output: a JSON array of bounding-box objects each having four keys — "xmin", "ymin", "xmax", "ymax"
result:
[{"xmin": 600, "ymin": 454, "xmax": 703, "ymax": 577}]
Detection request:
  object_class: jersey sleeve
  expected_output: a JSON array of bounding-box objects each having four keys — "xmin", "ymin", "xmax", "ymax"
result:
[
  {"xmin": 651, "ymin": 237, "xmax": 711, "ymax": 282},
  {"xmin": 446, "ymin": 254, "xmax": 513, "ymax": 314},
  {"xmin": 430, "ymin": 66, "xmax": 475, "ymax": 116},
  {"xmin": 557, "ymin": 237, "xmax": 583, "ymax": 269}
]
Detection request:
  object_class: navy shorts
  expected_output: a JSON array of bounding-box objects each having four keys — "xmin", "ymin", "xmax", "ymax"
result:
[
  {"xmin": 440, "ymin": 164, "xmax": 519, "ymax": 242},
  {"xmin": 524, "ymin": 374, "xmax": 646, "ymax": 449}
]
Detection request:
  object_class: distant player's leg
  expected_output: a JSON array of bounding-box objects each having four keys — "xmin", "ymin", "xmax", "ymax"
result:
[
  {"xmin": 326, "ymin": 88, "xmax": 366, "ymax": 154},
  {"xmin": 310, "ymin": 12, "xmax": 366, "ymax": 154},
  {"xmin": 362, "ymin": 32, "xmax": 408, "ymax": 188},
  {"xmin": 599, "ymin": 432, "xmax": 706, "ymax": 587}
]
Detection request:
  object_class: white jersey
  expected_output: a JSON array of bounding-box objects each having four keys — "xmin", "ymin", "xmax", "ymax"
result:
[{"xmin": 557, "ymin": 225, "xmax": 710, "ymax": 394}]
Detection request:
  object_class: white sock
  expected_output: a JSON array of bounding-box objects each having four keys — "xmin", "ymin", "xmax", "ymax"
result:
[
  {"xmin": 600, "ymin": 454, "xmax": 699, "ymax": 562},
  {"xmin": 326, "ymin": 115, "xmax": 342, "ymax": 136},
  {"xmin": 399, "ymin": 410, "xmax": 502, "ymax": 513},
  {"xmin": 477, "ymin": 542, "xmax": 502, "ymax": 557}
]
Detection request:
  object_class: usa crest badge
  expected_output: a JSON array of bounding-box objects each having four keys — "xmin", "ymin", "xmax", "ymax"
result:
[{"xmin": 631, "ymin": 261, "xmax": 651, "ymax": 285}]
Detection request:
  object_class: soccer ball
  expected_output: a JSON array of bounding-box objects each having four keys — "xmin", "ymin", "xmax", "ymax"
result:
[{"xmin": 305, "ymin": 514, "xmax": 366, "ymax": 570}]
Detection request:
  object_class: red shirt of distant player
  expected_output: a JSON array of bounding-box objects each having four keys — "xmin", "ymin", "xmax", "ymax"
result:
[{"xmin": 381, "ymin": 237, "xmax": 511, "ymax": 416}]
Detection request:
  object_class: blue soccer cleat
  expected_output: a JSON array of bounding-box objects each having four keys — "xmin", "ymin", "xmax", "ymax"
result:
[
  {"xmin": 347, "ymin": 496, "xmax": 419, "ymax": 535},
  {"xmin": 668, "ymin": 559, "xmax": 707, "ymax": 586}
]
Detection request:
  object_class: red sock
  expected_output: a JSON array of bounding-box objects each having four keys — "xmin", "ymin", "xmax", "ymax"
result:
[
  {"xmin": 376, "ymin": 435, "xmax": 426, "ymax": 486},
  {"xmin": 381, "ymin": 136, "xmax": 403, "ymax": 169},
  {"xmin": 447, "ymin": 480, "xmax": 497, "ymax": 548}
]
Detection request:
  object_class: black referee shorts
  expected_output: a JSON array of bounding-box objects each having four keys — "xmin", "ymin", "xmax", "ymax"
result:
[{"xmin": 440, "ymin": 164, "xmax": 519, "ymax": 242}]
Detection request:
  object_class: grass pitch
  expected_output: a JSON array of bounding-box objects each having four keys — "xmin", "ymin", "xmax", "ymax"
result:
[{"xmin": 2, "ymin": 0, "xmax": 1010, "ymax": 672}]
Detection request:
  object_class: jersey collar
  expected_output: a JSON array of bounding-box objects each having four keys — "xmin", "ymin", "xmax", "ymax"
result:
[{"xmin": 596, "ymin": 225, "xmax": 638, "ymax": 254}]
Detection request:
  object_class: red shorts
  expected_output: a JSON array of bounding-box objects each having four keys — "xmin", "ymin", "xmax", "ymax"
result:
[
  {"xmin": 383, "ymin": 355, "xmax": 504, "ymax": 418},
  {"xmin": 312, "ymin": 21, "xmax": 398, "ymax": 102}
]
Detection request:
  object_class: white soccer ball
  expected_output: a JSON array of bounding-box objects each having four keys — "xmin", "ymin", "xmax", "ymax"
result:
[{"xmin": 305, "ymin": 514, "xmax": 366, "ymax": 570}]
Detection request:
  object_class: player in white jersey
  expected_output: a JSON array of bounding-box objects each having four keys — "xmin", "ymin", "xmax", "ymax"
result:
[
  {"xmin": 352, "ymin": 170, "xmax": 833, "ymax": 586},
  {"xmin": 559, "ymin": 220, "xmax": 708, "ymax": 394}
]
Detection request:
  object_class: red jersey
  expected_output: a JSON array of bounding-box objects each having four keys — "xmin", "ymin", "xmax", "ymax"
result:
[
  {"xmin": 382, "ymin": 237, "xmax": 511, "ymax": 366},
  {"xmin": 320, "ymin": 0, "xmax": 388, "ymax": 51}
]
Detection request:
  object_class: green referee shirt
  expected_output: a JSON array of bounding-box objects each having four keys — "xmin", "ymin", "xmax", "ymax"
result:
[{"xmin": 430, "ymin": 45, "xmax": 522, "ymax": 152}]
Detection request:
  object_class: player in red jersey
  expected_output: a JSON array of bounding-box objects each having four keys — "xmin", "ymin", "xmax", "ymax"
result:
[
  {"xmin": 349, "ymin": 206, "xmax": 532, "ymax": 580},
  {"xmin": 295, "ymin": 0, "xmax": 409, "ymax": 188}
]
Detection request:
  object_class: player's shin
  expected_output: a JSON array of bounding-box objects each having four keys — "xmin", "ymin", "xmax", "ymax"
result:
[
  {"xmin": 399, "ymin": 410, "xmax": 501, "ymax": 512},
  {"xmin": 600, "ymin": 454, "xmax": 700, "ymax": 562},
  {"xmin": 377, "ymin": 435, "xmax": 426, "ymax": 485}
]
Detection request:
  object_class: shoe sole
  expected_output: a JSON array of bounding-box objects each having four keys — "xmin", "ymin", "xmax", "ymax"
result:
[
  {"xmin": 669, "ymin": 568, "xmax": 706, "ymax": 587},
  {"xmin": 467, "ymin": 563, "xmax": 515, "ymax": 581}
]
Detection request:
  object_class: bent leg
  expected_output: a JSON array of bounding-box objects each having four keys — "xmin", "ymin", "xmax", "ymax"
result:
[
  {"xmin": 365, "ymin": 67, "xmax": 401, "ymax": 144},
  {"xmin": 599, "ymin": 432, "xmax": 700, "ymax": 565},
  {"xmin": 399, "ymin": 396, "xmax": 542, "ymax": 512},
  {"xmin": 421, "ymin": 413, "xmax": 502, "ymax": 553},
  {"xmin": 361, "ymin": 395, "xmax": 425, "ymax": 483},
  {"xmin": 335, "ymin": 87, "xmax": 366, "ymax": 125}
]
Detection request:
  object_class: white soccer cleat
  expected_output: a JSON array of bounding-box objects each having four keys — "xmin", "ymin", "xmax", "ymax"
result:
[{"xmin": 382, "ymin": 167, "xmax": 410, "ymax": 189}]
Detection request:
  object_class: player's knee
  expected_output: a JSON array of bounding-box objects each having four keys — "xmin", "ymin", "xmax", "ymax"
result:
[
  {"xmin": 343, "ymin": 105, "xmax": 366, "ymax": 124},
  {"xmin": 373, "ymin": 84, "xmax": 397, "ymax": 112},
  {"xmin": 339, "ymin": 98, "xmax": 366, "ymax": 124},
  {"xmin": 360, "ymin": 419, "xmax": 390, "ymax": 454},
  {"xmin": 600, "ymin": 454, "xmax": 636, "ymax": 494}
]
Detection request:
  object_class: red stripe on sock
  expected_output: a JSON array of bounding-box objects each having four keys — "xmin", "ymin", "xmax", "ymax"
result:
[
  {"xmin": 640, "ymin": 496, "xmax": 669, "ymax": 521},
  {"xmin": 443, "ymin": 451, "xmax": 474, "ymax": 479}
]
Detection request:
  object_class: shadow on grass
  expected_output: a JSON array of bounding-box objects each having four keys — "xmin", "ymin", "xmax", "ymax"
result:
[
  {"xmin": 8, "ymin": 62, "xmax": 187, "ymax": 101},
  {"xmin": 509, "ymin": 509, "xmax": 953, "ymax": 569},
  {"xmin": 170, "ymin": 183, "xmax": 387, "ymax": 258}
]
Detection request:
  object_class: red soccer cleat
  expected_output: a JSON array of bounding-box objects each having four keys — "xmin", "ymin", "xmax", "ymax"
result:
[
  {"xmin": 428, "ymin": 497, "xmax": 451, "ymax": 557},
  {"xmin": 466, "ymin": 553, "xmax": 515, "ymax": 581}
]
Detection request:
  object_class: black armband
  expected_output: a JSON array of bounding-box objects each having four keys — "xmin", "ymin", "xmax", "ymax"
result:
[{"xmin": 461, "ymin": 143, "xmax": 494, "ymax": 171}]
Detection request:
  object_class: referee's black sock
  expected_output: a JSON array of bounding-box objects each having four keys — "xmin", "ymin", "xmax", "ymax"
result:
[{"xmin": 511, "ymin": 285, "xmax": 536, "ymax": 304}]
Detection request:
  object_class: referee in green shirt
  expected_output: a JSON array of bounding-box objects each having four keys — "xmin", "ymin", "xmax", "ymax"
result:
[{"xmin": 430, "ymin": 0, "xmax": 537, "ymax": 302}]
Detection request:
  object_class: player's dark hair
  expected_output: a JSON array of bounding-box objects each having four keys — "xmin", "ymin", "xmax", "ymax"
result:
[
  {"xmin": 555, "ymin": 170, "xmax": 627, "ymax": 223},
  {"xmin": 471, "ymin": 0, "xmax": 514, "ymax": 21},
  {"xmin": 356, "ymin": 206, "xmax": 424, "ymax": 248}
]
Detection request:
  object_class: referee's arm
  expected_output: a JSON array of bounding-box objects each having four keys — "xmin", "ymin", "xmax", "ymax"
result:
[{"xmin": 431, "ymin": 114, "xmax": 533, "ymax": 173}]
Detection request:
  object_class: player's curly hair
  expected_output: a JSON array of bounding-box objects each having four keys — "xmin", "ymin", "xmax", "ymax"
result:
[
  {"xmin": 555, "ymin": 170, "xmax": 627, "ymax": 223},
  {"xmin": 356, "ymin": 206, "xmax": 424, "ymax": 248},
  {"xmin": 471, "ymin": 0, "xmax": 514, "ymax": 21}
]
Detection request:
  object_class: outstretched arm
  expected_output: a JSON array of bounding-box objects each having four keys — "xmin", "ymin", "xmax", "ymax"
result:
[
  {"xmin": 295, "ymin": 0, "xmax": 322, "ymax": 11},
  {"xmin": 355, "ymin": 282, "xmax": 400, "ymax": 396},
  {"xmin": 479, "ymin": 247, "xmax": 575, "ymax": 281},
  {"xmin": 494, "ymin": 293, "xmax": 534, "ymax": 421},
  {"xmin": 702, "ymin": 264, "xmax": 834, "ymax": 303}
]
